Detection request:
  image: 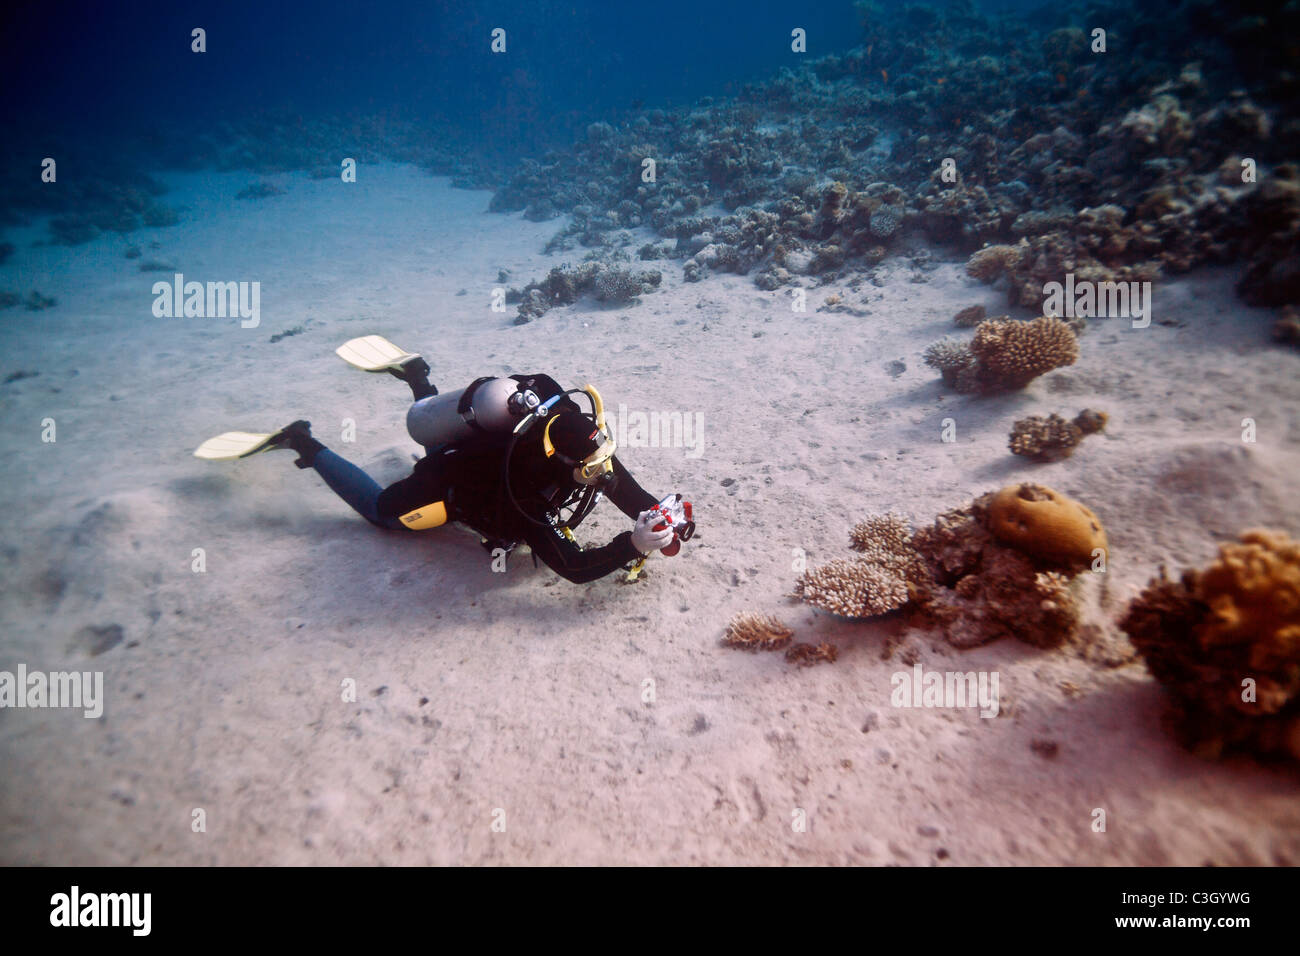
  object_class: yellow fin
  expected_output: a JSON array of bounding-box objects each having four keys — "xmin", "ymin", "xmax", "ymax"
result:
[
  {"xmin": 193, "ymin": 431, "xmax": 277, "ymax": 460},
  {"xmin": 335, "ymin": 335, "xmax": 419, "ymax": 372}
]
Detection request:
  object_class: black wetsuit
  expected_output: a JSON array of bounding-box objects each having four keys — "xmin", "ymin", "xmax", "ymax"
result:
[{"xmin": 309, "ymin": 373, "xmax": 659, "ymax": 584}]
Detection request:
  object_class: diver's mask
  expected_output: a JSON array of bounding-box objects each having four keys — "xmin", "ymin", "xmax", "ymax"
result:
[{"xmin": 541, "ymin": 384, "xmax": 617, "ymax": 488}]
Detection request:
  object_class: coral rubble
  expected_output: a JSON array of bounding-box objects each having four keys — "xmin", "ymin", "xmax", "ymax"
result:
[{"xmin": 785, "ymin": 642, "xmax": 839, "ymax": 667}]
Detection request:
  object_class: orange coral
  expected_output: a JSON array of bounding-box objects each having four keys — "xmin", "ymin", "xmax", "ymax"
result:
[
  {"xmin": 1121, "ymin": 529, "xmax": 1300, "ymax": 762},
  {"xmin": 987, "ymin": 483, "xmax": 1107, "ymax": 571}
]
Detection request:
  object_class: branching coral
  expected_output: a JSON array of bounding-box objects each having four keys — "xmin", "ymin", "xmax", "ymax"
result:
[
  {"xmin": 722, "ymin": 613, "xmax": 794, "ymax": 651},
  {"xmin": 1009, "ymin": 409, "xmax": 1108, "ymax": 462},
  {"xmin": 794, "ymin": 558, "xmax": 911, "ymax": 619},
  {"xmin": 968, "ymin": 316, "xmax": 1079, "ymax": 391},
  {"xmin": 925, "ymin": 317, "xmax": 1078, "ymax": 394},
  {"xmin": 965, "ymin": 243, "xmax": 1022, "ymax": 282},
  {"xmin": 921, "ymin": 338, "xmax": 979, "ymax": 392},
  {"xmin": 1120, "ymin": 529, "xmax": 1300, "ymax": 762},
  {"xmin": 849, "ymin": 513, "xmax": 930, "ymax": 583}
]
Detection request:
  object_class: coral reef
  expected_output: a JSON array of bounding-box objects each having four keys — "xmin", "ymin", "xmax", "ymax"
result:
[
  {"xmin": 925, "ymin": 317, "xmax": 1078, "ymax": 394},
  {"xmin": 722, "ymin": 613, "xmax": 794, "ymax": 652},
  {"xmin": 796, "ymin": 485, "xmax": 1107, "ymax": 649},
  {"xmin": 1009, "ymin": 409, "xmax": 1108, "ymax": 462},
  {"xmin": 1120, "ymin": 529, "xmax": 1300, "ymax": 762},
  {"xmin": 471, "ymin": 1, "xmax": 1299, "ymax": 317},
  {"xmin": 953, "ymin": 304, "xmax": 986, "ymax": 328}
]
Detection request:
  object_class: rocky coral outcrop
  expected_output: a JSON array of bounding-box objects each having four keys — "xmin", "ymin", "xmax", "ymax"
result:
[
  {"xmin": 795, "ymin": 484, "xmax": 1108, "ymax": 649},
  {"xmin": 511, "ymin": 262, "xmax": 661, "ymax": 323}
]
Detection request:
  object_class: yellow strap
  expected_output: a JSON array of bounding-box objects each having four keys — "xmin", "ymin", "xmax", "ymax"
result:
[
  {"xmin": 624, "ymin": 557, "xmax": 646, "ymax": 583},
  {"xmin": 398, "ymin": 501, "xmax": 448, "ymax": 530}
]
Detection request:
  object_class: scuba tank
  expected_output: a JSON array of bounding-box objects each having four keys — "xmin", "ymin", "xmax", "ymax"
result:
[{"xmin": 406, "ymin": 376, "xmax": 540, "ymax": 449}]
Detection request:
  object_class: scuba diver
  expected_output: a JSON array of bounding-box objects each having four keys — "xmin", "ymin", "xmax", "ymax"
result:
[{"xmin": 194, "ymin": 336, "xmax": 695, "ymax": 584}]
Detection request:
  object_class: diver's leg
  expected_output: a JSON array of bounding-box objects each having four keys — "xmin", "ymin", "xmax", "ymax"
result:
[
  {"xmin": 308, "ymin": 449, "xmax": 406, "ymax": 530},
  {"xmin": 271, "ymin": 422, "xmax": 404, "ymax": 530}
]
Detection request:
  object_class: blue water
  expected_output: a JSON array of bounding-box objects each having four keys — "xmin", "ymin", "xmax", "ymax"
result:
[{"xmin": 2, "ymin": 0, "xmax": 864, "ymax": 157}]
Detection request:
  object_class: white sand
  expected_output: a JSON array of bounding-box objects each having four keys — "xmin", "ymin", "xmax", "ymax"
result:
[{"xmin": 1, "ymin": 163, "xmax": 1297, "ymax": 865}]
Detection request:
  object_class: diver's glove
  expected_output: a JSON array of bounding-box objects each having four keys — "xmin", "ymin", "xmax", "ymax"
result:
[{"xmin": 631, "ymin": 509, "xmax": 675, "ymax": 556}]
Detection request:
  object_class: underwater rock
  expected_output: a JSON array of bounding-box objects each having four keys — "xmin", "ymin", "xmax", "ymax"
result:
[
  {"xmin": 24, "ymin": 291, "xmax": 57, "ymax": 311},
  {"xmin": 1121, "ymin": 529, "xmax": 1300, "ymax": 763},
  {"xmin": 1273, "ymin": 306, "xmax": 1300, "ymax": 345},
  {"xmin": 48, "ymin": 216, "xmax": 100, "ymax": 246},
  {"xmin": 1236, "ymin": 164, "xmax": 1300, "ymax": 307},
  {"xmin": 235, "ymin": 181, "xmax": 286, "ymax": 200}
]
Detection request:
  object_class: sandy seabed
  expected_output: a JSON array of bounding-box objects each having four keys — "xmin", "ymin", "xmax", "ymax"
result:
[{"xmin": 1, "ymin": 164, "xmax": 1297, "ymax": 865}]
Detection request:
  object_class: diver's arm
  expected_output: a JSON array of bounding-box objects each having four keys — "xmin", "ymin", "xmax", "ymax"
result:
[
  {"xmin": 606, "ymin": 455, "xmax": 659, "ymax": 519},
  {"xmin": 523, "ymin": 522, "xmax": 644, "ymax": 584}
]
